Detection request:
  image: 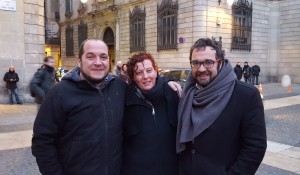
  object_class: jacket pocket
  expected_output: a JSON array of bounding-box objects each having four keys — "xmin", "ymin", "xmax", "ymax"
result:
[{"xmin": 64, "ymin": 138, "xmax": 104, "ymax": 175}]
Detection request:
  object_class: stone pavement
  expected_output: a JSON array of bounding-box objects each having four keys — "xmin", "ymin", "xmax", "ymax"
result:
[{"xmin": 0, "ymin": 83, "xmax": 299, "ymax": 174}]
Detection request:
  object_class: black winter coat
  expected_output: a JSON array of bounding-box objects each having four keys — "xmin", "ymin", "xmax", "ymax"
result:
[
  {"xmin": 179, "ymin": 80, "xmax": 266, "ymax": 175},
  {"xmin": 233, "ymin": 65, "xmax": 243, "ymax": 80},
  {"xmin": 31, "ymin": 67, "xmax": 126, "ymax": 175},
  {"xmin": 30, "ymin": 65, "xmax": 59, "ymax": 104},
  {"xmin": 121, "ymin": 79, "xmax": 179, "ymax": 175},
  {"xmin": 3, "ymin": 71, "xmax": 19, "ymax": 89}
]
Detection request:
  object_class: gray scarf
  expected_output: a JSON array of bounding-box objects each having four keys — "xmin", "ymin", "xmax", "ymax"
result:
[{"xmin": 177, "ymin": 60, "xmax": 236, "ymax": 153}]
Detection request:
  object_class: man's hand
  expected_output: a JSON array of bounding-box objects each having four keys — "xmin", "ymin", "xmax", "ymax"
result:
[{"xmin": 168, "ymin": 81, "xmax": 183, "ymax": 98}]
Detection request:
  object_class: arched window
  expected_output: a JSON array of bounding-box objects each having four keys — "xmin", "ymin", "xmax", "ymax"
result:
[
  {"xmin": 103, "ymin": 27, "xmax": 114, "ymax": 46},
  {"xmin": 130, "ymin": 6, "xmax": 146, "ymax": 52},
  {"xmin": 78, "ymin": 21, "xmax": 87, "ymax": 48},
  {"xmin": 231, "ymin": 0, "xmax": 253, "ymax": 51},
  {"xmin": 66, "ymin": 25, "xmax": 74, "ymax": 56},
  {"xmin": 157, "ymin": 0, "xmax": 178, "ymax": 51}
]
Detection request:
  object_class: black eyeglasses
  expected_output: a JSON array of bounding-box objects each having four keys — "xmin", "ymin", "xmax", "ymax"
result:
[{"xmin": 190, "ymin": 60, "xmax": 219, "ymax": 69}]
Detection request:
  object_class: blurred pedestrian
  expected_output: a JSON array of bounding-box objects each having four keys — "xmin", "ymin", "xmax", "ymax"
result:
[
  {"xmin": 252, "ymin": 63, "xmax": 261, "ymax": 85},
  {"xmin": 119, "ymin": 64, "xmax": 130, "ymax": 83},
  {"xmin": 242, "ymin": 61, "xmax": 251, "ymax": 83},
  {"xmin": 177, "ymin": 38, "xmax": 266, "ymax": 175},
  {"xmin": 3, "ymin": 66, "xmax": 22, "ymax": 104},
  {"xmin": 233, "ymin": 62, "xmax": 243, "ymax": 80},
  {"xmin": 121, "ymin": 53, "xmax": 179, "ymax": 175},
  {"xmin": 31, "ymin": 39, "xmax": 127, "ymax": 175},
  {"xmin": 30, "ymin": 56, "xmax": 59, "ymax": 105},
  {"xmin": 114, "ymin": 60, "xmax": 123, "ymax": 76}
]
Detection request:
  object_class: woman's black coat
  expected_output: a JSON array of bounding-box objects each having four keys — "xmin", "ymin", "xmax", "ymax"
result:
[{"xmin": 121, "ymin": 80, "xmax": 179, "ymax": 175}]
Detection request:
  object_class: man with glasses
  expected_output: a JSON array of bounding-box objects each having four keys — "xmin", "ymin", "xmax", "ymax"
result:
[{"xmin": 177, "ymin": 38, "xmax": 266, "ymax": 175}]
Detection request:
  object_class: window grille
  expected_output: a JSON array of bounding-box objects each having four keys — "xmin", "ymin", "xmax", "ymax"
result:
[
  {"xmin": 130, "ymin": 6, "xmax": 146, "ymax": 52},
  {"xmin": 66, "ymin": 25, "xmax": 74, "ymax": 56}
]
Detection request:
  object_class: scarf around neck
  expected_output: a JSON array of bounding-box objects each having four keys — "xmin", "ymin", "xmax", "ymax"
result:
[{"xmin": 176, "ymin": 59, "xmax": 236, "ymax": 153}]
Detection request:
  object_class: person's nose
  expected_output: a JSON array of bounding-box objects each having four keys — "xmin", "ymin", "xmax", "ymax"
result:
[
  {"xmin": 94, "ymin": 57, "xmax": 103, "ymax": 65},
  {"xmin": 197, "ymin": 63, "xmax": 206, "ymax": 72},
  {"xmin": 142, "ymin": 71, "xmax": 149, "ymax": 79}
]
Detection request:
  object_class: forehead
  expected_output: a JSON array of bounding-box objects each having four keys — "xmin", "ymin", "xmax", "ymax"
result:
[
  {"xmin": 135, "ymin": 59, "xmax": 153, "ymax": 69},
  {"xmin": 192, "ymin": 46, "xmax": 216, "ymax": 60},
  {"xmin": 84, "ymin": 40, "xmax": 108, "ymax": 54}
]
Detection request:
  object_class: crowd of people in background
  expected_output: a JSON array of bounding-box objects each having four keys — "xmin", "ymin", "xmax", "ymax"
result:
[{"xmin": 234, "ymin": 61, "xmax": 261, "ymax": 85}]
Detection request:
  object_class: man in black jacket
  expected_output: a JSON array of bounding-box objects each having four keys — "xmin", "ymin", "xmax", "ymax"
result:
[
  {"xmin": 252, "ymin": 63, "xmax": 261, "ymax": 85},
  {"xmin": 3, "ymin": 66, "xmax": 22, "ymax": 104},
  {"xmin": 177, "ymin": 38, "xmax": 266, "ymax": 175},
  {"xmin": 31, "ymin": 39, "xmax": 127, "ymax": 175},
  {"xmin": 233, "ymin": 62, "xmax": 243, "ymax": 80},
  {"xmin": 30, "ymin": 56, "xmax": 59, "ymax": 104}
]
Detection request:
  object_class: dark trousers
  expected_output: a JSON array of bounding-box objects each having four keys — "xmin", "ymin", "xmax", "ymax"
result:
[
  {"xmin": 252, "ymin": 75, "xmax": 259, "ymax": 85},
  {"xmin": 244, "ymin": 76, "xmax": 250, "ymax": 84},
  {"xmin": 8, "ymin": 88, "xmax": 21, "ymax": 104}
]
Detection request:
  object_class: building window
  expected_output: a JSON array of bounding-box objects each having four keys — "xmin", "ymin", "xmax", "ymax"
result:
[
  {"xmin": 157, "ymin": 0, "xmax": 178, "ymax": 51},
  {"xmin": 130, "ymin": 6, "xmax": 146, "ymax": 52},
  {"xmin": 66, "ymin": 25, "xmax": 74, "ymax": 56},
  {"xmin": 78, "ymin": 21, "xmax": 87, "ymax": 48},
  {"xmin": 65, "ymin": 0, "xmax": 72, "ymax": 13},
  {"xmin": 231, "ymin": 0, "xmax": 253, "ymax": 51}
]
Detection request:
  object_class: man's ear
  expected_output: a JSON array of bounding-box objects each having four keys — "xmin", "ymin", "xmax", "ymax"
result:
[{"xmin": 77, "ymin": 58, "xmax": 81, "ymax": 68}]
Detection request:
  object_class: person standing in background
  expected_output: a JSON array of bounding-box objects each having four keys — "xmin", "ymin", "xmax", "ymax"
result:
[
  {"xmin": 114, "ymin": 61, "xmax": 123, "ymax": 76},
  {"xmin": 3, "ymin": 66, "xmax": 22, "ymax": 104},
  {"xmin": 242, "ymin": 61, "xmax": 251, "ymax": 83},
  {"xmin": 30, "ymin": 56, "xmax": 59, "ymax": 105},
  {"xmin": 233, "ymin": 62, "xmax": 243, "ymax": 80},
  {"xmin": 252, "ymin": 63, "xmax": 261, "ymax": 85}
]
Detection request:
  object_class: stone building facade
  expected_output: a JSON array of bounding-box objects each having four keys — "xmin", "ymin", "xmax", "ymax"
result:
[
  {"xmin": 0, "ymin": 0, "xmax": 45, "ymax": 103},
  {"xmin": 59, "ymin": 0, "xmax": 300, "ymax": 83}
]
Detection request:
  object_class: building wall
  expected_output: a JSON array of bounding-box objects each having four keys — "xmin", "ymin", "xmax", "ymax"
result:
[
  {"xmin": 0, "ymin": 0, "xmax": 45, "ymax": 103},
  {"xmin": 59, "ymin": 0, "xmax": 300, "ymax": 83},
  {"xmin": 278, "ymin": 0, "xmax": 300, "ymax": 83}
]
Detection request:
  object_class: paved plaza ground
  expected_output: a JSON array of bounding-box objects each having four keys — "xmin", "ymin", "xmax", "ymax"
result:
[{"xmin": 0, "ymin": 83, "xmax": 299, "ymax": 174}]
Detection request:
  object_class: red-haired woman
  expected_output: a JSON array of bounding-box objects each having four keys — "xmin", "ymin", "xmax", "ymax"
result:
[{"xmin": 121, "ymin": 53, "xmax": 179, "ymax": 175}]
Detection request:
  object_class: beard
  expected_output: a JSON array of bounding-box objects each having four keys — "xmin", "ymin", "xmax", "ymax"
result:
[
  {"xmin": 80, "ymin": 69, "xmax": 107, "ymax": 85},
  {"xmin": 194, "ymin": 71, "xmax": 213, "ymax": 87}
]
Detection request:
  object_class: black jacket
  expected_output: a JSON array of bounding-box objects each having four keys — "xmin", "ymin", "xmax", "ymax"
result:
[
  {"xmin": 30, "ymin": 65, "xmax": 59, "ymax": 103},
  {"xmin": 252, "ymin": 65, "xmax": 260, "ymax": 76},
  {"xmin": 233, "ymin": 65, "xmax": 243, "ymax": 80},
  {"xmin": 179, "ymin": 80, "xmax": 266, "ymax": 175},
  {"xmin": 3, "ymin": 70, "xmax": 19, "ymax": 89},
  {"xmin": 31, "ymin": 67, "xmax": 126, "ymax": 175},
  {"xmin": 121, "ymin": 78, "xmax": 179, "ymax": 175}
]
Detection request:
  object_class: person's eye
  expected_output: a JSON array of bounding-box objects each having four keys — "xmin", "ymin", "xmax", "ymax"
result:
[
  {"xmin": 86, "ymin": 55, "xmax": 94, "ymax": 59},
  {"xmin": 205, "ymin": 60, "xmax": 214, "ymax": 65},
  {"xmin": 146, "ymin": 69, "xmax": 153, "ymax": 73},
  {"xmin": 136, "ymin": 71, "xmax": 143, "ymax": 76},
  {"xmin": 101, "ymin": 55, "xmax": 108, "ymax": 60},
  {"xmin": 191, "ymin": 61, "xmax": 199, "ymax": 65}
]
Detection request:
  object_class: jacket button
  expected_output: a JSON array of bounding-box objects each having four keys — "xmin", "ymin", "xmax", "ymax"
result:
[{"xmin": 191, "ymin": 149, "xmax": 196, "ymax": 154}]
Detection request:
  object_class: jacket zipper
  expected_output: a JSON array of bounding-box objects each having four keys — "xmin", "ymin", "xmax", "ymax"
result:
[{"xmin": 99, "ymin": 91, "xmax": 108, "ymax": 175}]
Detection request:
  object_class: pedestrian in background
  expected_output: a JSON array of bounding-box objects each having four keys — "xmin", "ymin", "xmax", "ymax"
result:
[
  {"xmin": 177, "ymin": 38, "xmax": 266, "ymax": 175},
  {"xmin": 233, "ymin": 62, "xmax": 243, "ymax": 80},
  {"xmin": 242, "ymin": 61, "xmax": 251, "ymax": 83},
  {"xmin": 30, "ymin": 56, "xmax": 59, "ymax": 105},
  {"xmin": 252, "ymin": 63, "xmax": 261, "ymax": 85},
  {"xmin": 121, "ymin": 53, "xmax": 179, "ymax": 175},
  {"xmin": 32, "ymin": 39, "xmax": 127, "ymax": 175},
  {"xmin": 119, "ymin": 64, "xmax": 130, "ymax": 83},
  {"xmin": 114, "ymin": 60, "xmax": 123, "ymax": 76},
  {"xmin": 3, "ymin": 66, "xmax": 22, "ymax": 104}
]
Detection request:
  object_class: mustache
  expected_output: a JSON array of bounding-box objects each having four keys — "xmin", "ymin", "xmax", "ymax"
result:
[{"xmin": 195, "ymin": 71, "xmax": 209, "ymax": 76}]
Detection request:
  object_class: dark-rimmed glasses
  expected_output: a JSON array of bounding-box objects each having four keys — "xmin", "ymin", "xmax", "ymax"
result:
[{"xmin": 190, "ymin": 60, "xmax": 219, "ymax": 69}]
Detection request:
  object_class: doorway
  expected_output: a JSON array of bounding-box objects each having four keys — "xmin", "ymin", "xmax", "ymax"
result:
[{"xmin": 103, "ymin": 27, "xmax": 115, "ymax": 73}]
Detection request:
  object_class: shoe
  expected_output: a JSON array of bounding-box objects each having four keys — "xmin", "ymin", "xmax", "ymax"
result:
[{"xmin": 17, "ymin": 102, "xmax": 23, "ymax": 105}]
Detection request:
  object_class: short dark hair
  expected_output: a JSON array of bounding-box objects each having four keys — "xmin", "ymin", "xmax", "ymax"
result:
[
  {"xmin": 78, "ymin": 39, "xmax": 108, "ymax": 60},
  {"xmin": 127, "ymin": 53, "xmax": 157, "ymax": 80},
  {"xmin": 189, "ymin": 38, "xmax": 224, "ymax": 62},
  {"xmin": 244, "ymin": 61, "xmax": 248, "ymax": 64},
  {"xmin": 43, "ymin": 56, "xmax": 54, "ymax": 63}
]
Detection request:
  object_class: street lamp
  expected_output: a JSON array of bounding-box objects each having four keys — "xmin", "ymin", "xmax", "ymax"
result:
[{"xmin": 81, "ymin": 0, "xmax": 88, "ymax": 3}]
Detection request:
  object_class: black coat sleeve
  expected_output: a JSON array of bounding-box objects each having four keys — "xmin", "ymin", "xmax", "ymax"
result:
[
  {"xmin": 3, "ymin": 72, "xmax": 9, "ymax": 82},
  {"xmin": 30, "ymin": 69, "xmax": 46, "ymax": 98},
  {"xmin": 229, "ymin": 89, "xmax": 267, "ymax": 175},
  {"xmin": 32, "ymin": 86, "xmax": 65, "ymax": 175}
]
